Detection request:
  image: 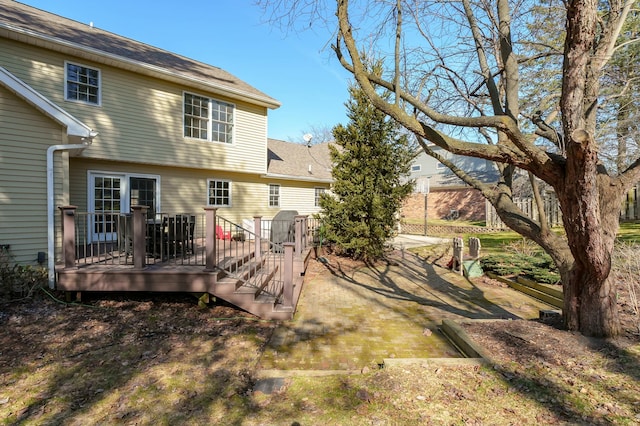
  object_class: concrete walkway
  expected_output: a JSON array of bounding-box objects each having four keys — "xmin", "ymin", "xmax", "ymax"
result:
[
  {"xmin": 390, "ymin": 233, "xmax": 450, "ymax": 250},
  {"xmin": 257, "ymin": 246, "xmax": 551, "ymax": 376}
]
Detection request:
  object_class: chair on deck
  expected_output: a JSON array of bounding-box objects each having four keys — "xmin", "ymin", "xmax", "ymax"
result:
[
  {"xmin": 186, "ymin": 215, "xmax": 196, "ymax": 253},
  {"xmin": 216, "ymin": 225, "xmax": 232, "ymax": 240},
  {"xmin": 118, "ymin": 214, "xmax": 133, "ymax": 262},
  {"xmin": 168, "ymin": 215, "xmax": 191, "ymax": 255}
]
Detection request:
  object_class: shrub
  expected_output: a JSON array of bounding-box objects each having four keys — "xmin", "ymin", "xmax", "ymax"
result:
[
  {"xmin": 0, "ymin": 248, "xmax": 47, "ymax": 302},
  {"xmin": 480, "ymin": 249, "xmax": 560, "ymax": 284}
]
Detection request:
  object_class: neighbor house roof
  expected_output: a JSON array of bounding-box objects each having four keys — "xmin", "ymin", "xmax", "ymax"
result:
[
  {"xmin": 266, "ymin": 139, "xmax": 333, "ymax": 183},
  {"xmin": 0, "ymin": 1, "xmax": 281, "ymax": 109}
]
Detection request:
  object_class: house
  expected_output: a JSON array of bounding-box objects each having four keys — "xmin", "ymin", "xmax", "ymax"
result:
[
  {"xmin": 402, "ymin": 147, "xmax": 499, "ymax": 224},
  {"xmin": 0, "ymin": 1, "xmax": 318, "ymax": 318},
  {"xmin": 266, "ymin": 138, "xmax": 332, "ymax": 215}
]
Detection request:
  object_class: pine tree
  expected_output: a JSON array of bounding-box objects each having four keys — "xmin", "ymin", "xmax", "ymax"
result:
[{"xmin": 320, "ymin": 67, "xmax": 414, "ymax": 262}]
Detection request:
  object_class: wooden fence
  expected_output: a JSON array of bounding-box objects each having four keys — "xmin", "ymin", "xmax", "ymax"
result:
[
  {"xmin": 486, "ymin": 195, "xmax": 563, "ymax": 229},
  {"xmin": 487, "ymin": 184, "xmax": 640, "ymax": 228},
  {"xmin": 621, "ymin": 184, "xmax": 640, "ymax": 221}
]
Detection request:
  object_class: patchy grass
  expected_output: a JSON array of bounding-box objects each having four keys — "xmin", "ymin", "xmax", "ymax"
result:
[
  {"xmin": 449, "ymin": 221, "xmax": 639, "ymax": 256},
  {"xmin": 618, "ymin": 222, "xmax": 640, "ymax": 243}
]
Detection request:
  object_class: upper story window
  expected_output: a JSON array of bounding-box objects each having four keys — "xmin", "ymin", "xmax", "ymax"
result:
[
  {"xmin": 207, "ymin": 179, "xmax": 231, "ymax": 206},
  {"xmin": 184, "ymin": 93, "xmax": 234, "ymax": 143},
  {"xmin": 65, "ymin": 62, "xmax": 101, "ymax": 105},
  {"xmin": 269, "ymin": 184, "xmax": 280, "ymax": 207},
  {"xmin": 411, "ymin": 165, "xmax": 421, "ymax": 172}
]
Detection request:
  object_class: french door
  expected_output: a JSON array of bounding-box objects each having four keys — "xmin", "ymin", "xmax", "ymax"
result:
[{"xmin": 89, "ymin": 172, "xmax": 159, "ymax": 242}]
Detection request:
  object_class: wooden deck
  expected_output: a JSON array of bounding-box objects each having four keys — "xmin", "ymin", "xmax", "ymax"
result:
[
  {"xmin": 56, "ymin": 207, "xmax": 313, "ymax": 319},
  {"xmin": 56, "ymin": 242, "xmax": 312, "ymax": 320}
]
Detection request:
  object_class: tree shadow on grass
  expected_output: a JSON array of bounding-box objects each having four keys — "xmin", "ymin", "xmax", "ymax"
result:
[
  {"xmin": 484, "ymin": 329, "xmax": 640, "ymax": 423},
  {"xmin": 0, "ymin": 293, "xmax": 275, "ymax": 424}
]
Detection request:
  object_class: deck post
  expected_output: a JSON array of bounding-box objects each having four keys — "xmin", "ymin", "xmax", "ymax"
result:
[
  {"xmin": 253, "ymin": 216, "xmax": 262, "ymax": 263},
  {"xmin": 204, "ymin": 207, "xmax": 217, "ymax": 271},
  {"xmin": 131, "ymin": 206, "xmax": 147, "ymax": 269},
  {"xmin": 59, "ymin": 206, "xmax": 77, "ymax": 269},
  {"xmin": 282, "ymin": 242, "xmax": 295, "ymax": 309},
  {"xmin": 294, "ymin": 215, "xmax": 306, "ymax": 256}
]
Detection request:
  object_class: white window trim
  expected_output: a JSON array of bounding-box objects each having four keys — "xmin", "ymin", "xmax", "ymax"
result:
[
  {"xmin": 64, "ymin": 61, "xmax": 102, "ymax": 106},
  {"xmin": 87, "ymin": 171, "xmax": 161, "ymax": 243},
  {"xmin": 411, "ymin": 164, "xmax": 421, "ymax": 172},
  {"xmin": 183, "ymin": 91, "xmax": 235, "ymax": 144},
  {"xmin": 268, "ymin": 183, "xmax": 280, "ymax": 208},
  {"xmin": 87, "ymin": 171, "xmax": 162, "ymax": 213},
  {"xmin": 314, "ymin": 187, "xmax": 326, "ymax": 207},
  {"xmin": 207, "ymin": 178, "xmax": 233, "ymax": 207}
]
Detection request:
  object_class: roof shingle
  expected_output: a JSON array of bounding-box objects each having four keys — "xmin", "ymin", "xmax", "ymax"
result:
[
  {"xmin": 0, "ymin": 1, "xmax": 280, "ymax": 108},
  {"xmin": 267, "ymin": 138, "xmax": 333, "ymax": 181}
]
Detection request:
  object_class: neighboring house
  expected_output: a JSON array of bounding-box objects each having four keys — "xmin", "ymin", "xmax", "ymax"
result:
[
  {"xmin": 402, "ymin": 146, "xmax": 499, "ymax": 222},
  {"xmin": 0, "ymin": 1, "xmax": 322, "ymax": 318}
]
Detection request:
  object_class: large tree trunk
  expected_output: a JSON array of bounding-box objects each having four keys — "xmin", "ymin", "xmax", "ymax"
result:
[
  {"xmin": 555, "ymin": 170, "xmax": 623, "ymax": 337},
  {"xmin": 563, "ymin": 268, "xmax": 619, "ymax": 337}
]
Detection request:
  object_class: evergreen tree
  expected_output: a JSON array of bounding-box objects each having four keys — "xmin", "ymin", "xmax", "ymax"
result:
[{"xmin": 320, "ymin": 66, "xmax": 414, "ymax": 262}]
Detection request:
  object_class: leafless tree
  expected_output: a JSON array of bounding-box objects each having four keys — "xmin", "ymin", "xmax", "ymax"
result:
[
  {"xmin": 257, "ymin": 0, "xmax": 640, "ymax": 337},
  {"xmin": 288, "ymin": 124, "xmax": 335, "ymax": 144}
]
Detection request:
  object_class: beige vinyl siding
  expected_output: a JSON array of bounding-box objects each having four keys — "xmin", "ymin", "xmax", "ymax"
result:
[
  {"xmin": 70, "ymin": 159, "xmax": 273, "ymax": 224},
  {"xmin": 263, "ymin": 180, "xmax": 329, "ymax": 217},
  {"xmin": 0, "ymin": 39, "xmax": 268, "ymax": 174},
  {"xmin": 0, "ymin": 85, "xmax": 67, "ymax": 264}
]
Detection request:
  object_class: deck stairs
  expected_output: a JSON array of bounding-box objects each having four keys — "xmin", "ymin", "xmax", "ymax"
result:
[{"xmin": 211, "ymin": 250, "xmax": 309, "ymax": 320}]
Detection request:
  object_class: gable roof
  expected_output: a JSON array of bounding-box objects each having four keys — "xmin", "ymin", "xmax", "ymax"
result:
[
  {"xmin": 0, "ymin": 66, "xmax": 96, "ymax": 140},
  {"xmin": 267, "ymin": 139, "xmax": 333, "ymax": 183},
  {"xmin": 0, "ymin": 1, "xmax": 280, "ymax": 109}
]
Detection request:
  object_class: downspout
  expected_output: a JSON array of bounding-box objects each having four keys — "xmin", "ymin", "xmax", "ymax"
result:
[{"xmin": 47, "ymin": 137, "xmax": 96, "ymax": 289}]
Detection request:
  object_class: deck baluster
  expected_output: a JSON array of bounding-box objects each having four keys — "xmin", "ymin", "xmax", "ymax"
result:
[{"xmin": 254, "ymin": 216, "xmax": 262, "ymax": 262}]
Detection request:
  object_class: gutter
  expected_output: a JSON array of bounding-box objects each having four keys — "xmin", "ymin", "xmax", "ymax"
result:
[
  {"xmin": 261, "ymin": 173, "xmax": 333, "ymax": 184},
  {"xmin": 47, "ymin": 139, "xmax": 96, "ymax": 289}
]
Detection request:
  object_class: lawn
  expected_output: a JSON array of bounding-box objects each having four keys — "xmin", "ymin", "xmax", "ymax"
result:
[{"xmin": 453, "ymin": 221, "xmax": 639, "ymax": 255}]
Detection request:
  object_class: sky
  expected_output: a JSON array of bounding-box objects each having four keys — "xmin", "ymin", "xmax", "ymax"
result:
[{"xmin": 18, "ymin": 0, "xmax": 352, "ymax": 143}]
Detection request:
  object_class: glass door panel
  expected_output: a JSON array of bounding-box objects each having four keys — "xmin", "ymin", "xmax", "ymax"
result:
[
  {"xmin": 130, "ymin": 177, "xmax": 157, "ymax": 218},
  {"xmin": 91, "ymin": 175, "xmax": 121, "ymax": 241}
]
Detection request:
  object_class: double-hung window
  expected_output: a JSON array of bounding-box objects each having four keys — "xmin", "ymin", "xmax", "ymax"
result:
[
  {"xmin": 184, "ymin": 93, "xmax": 234, "ymax": 143},
  {"xmin": 208, "ymin": 179, "xmax": 231, "ymax": 206},
  {"xmin": 268, "ymin": 184, "xmax": 280, "ymax": 207},
  {"xmin": 65, "ymin": 62, "xmax": 101, "ymax": 105},
  {"xmin": 314, "ymin": 188, "xmax": 325, "ymax": 207}
]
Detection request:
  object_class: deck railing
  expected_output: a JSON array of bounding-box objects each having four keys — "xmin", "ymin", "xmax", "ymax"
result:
[
  {"xmin": 67, "ymin": 210, "xmax": 208, "ymax": 267},
  {"xmin": 58, "ymin": 206, "xmax": 311, "ymax": 308}
]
